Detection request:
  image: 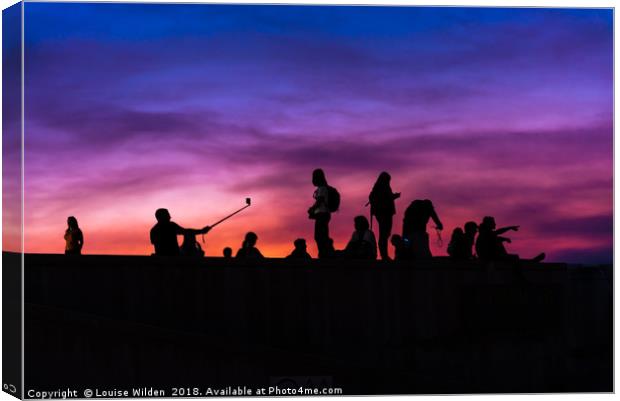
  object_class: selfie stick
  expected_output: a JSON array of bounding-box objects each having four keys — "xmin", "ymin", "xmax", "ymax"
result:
[
  {"xmin": 201, "ymin": 198, "xmax": 252, "ymax": 244},
  {"xmin": 210, "ymin": 198, "xmax": 252, "ymax": 229}
]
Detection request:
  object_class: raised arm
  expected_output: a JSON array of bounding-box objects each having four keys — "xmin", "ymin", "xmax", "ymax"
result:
[
  {"xmin": 495, "ymin": 226, "xmax": 519, "ymax": 235},
  {"xmin": 430, "ymin": 207, "xmax": 443, "ymax": 230},
  {"xmin": 174, "ymin": 223, "xmax": 211, "ymax": 236}
]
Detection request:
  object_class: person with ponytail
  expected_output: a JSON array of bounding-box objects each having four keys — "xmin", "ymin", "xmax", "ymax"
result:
[
  {"xmin": 236, "ymin": 231, "xmax": 264, "ymax": 260},
  {"xmin": 368, "ymin": 172, "xmax": 400, "ymax": 261},
  {"xmin": 64, "ymin": 216, "xmax": 84, "ymax": 255}
]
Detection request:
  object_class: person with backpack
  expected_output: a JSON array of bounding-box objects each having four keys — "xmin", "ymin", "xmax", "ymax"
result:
[
  {"xmin": 345, "ymin": 215, "xmax": 377, "ymax": 260},
  {"xmin": 368, "ymin": 171, "xmax": 401, "ymax": 261},
  {"xmin": 308, "ymin": 168, "xmax": 339, "ymax": 259},
  {"xmin": 402, "ymin": 199, "xmax": 443, "ymax": 260}
]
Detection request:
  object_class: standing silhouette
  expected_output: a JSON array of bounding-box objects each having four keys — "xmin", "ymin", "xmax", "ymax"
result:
[
  {"xmin": 368, "ymin": 172, "xmax": 401, "ymax": 261},
  {"xmin": 150, "ymin": 208, "xmax": 210, "ymax": 256},
  {"xmin": 308, "ymin": 168, "xmax": 333, "ymax": 259},
  {"xmin": 402, "ymin": 199, "xmax": 443, "ymax": 260},
  {"xmin": 236, "ymin": 232, "xmax": 264, "ymax": 259},
  {"xmin": 287, "ymin": 238, "xmax": 312, "ymax": 260},
  {"xmin": 475, "ymin": 216, "xmax": 545, "ymax": 262},
  {"xmin": 345, "ymin": 215, "xmax": 377, "ymax": 260},
  {"xmin": 447, "ymin": 222, "xmax": 478, "ymax": 260},
  {"xmin": 223, "ymin": 247, "xmax": 233, "ymax": 258},
  {"xmin": 64, "ymin": 216, "xmax": 83, "ymax": 255}
]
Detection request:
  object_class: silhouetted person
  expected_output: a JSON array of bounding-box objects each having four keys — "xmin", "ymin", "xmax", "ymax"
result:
[
  {"xmin": 475, "ymin": 216, "xmax": 545, "ymax": 263},
  {"xmin": 180, "ymin": 233, "xmax": 204, "ymax": 257},
  {"xmin": 308, "ymin": 168, "xmax": 331, "ymax": 259},
  {"xmin": 223, "ymin": 247, "xmax": 233, "ymax": 259},
  {"xmin": 464, "ymin": 221, "xmax": 478, "ymax": 259},
  {"xmin": 369, "ymin": 172, "xmax": 401, "ymax": 261},
  {"xmin": 64, "ymin": 216, "xmax": 83, "ymax": 255},
  {"xmin": 236, "ymin": 231, "xmax": 264, "ymax": 260},
  {"xmin": 287, "ymin": 238, "xmax": 312, "ymax": 260},
  {"xmin": 447, "ymin": 227, "xmax": 466, "ymax": 259},
  {"xmin": 402, "ymin": 199, "xmax": 443, "ymax": 260},
  {"xmin": 447, "ymin": 221, "xmax": 479, "ymax": 260},
  {"xmin": 390, "ymin": 234, "xmax": 404, "ymax": 261},
  {"xmin": 150, "ymin": 208, "xmax": 210, "ymax": 256},
  {"xmin": 345, "ymin": 216, "xmax": 377, "ymax": 260}
]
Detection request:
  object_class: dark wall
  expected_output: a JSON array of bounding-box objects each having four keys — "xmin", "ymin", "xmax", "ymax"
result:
[{"xmin": 23, "ymin": 254, "xmax": 612, "ymax": 395}]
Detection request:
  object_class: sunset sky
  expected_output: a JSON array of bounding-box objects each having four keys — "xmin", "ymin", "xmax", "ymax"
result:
[{"xmin": 7, "ymin": 4, "xmax": 613, "ymax": 262}]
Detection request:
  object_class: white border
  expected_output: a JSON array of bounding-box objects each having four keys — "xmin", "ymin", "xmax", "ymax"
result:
[{"xmin": 0, "ymin": 1, "xmax": 615, "ymax": 401}]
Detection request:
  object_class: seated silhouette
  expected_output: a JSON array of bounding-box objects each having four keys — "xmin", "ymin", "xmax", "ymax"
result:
[
  {"xmin": 180, "ymin": 233, "xmax": 205, "ymax": 257},
  {"xmin": 223, "ymin": 247, "xmax": 233, "ymax": 258},
  {"xmin": 325, "ymin": 237, "xmax": 342, "ymax": 258},
  {"xmin": 64, "ymin": 216, "xmax": 84, "ymax": 255},
  {"xmin": 475, "ymin": 216, "xmax": 545, "ymax": 263},
  {"xmin": 402, "ymin": 199, "xmax": 443, "ymax": 260},
  {"xmin": 345, "ymin": 215, "xmax": 377, "ymax": 260},
  {"xmin": 236, "ymin": 232, "xmax": 264, "ymax": 260},
  {"xmin": 447, "ymin": 221, "xmax": 479, "ymax": 260},
  {"xmin": 390, "ymin": 234, "xmax": 404, "ymax": 261},
  {"xmin": 447, "ymin": 228, "xmax": 465, "ymax": 259},
  {"xmin": 150, "ymin": 208, "xmax": 210, "ymax": 256},
  {"xmin": 287, "ymin": 238, "xmax": 312, "ymax": 260},
  {"xmin": 463, "ymin": 221, "xmax": 478, "ymax": 259}
]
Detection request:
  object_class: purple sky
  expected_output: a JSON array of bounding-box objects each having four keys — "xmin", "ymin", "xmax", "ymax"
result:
[{"xmin": 10, "ymin": 4, "xmax": 613, "ymax": 262}]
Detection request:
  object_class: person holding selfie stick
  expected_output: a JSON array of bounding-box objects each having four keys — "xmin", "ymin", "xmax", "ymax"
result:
[{"xmin": 150, "ymin": 208, "xmax": 211, "ymax": 256}]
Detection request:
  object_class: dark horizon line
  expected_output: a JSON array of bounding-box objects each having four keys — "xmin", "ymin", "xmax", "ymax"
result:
[{"xmin": 3, "ymin": 250, "xmax": 612, "ymax": 267}]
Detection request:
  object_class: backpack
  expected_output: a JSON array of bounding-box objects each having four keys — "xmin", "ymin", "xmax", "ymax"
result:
[{"xmin": 327, "ymin": 185, "xmax": 340, "ymax": 212}]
